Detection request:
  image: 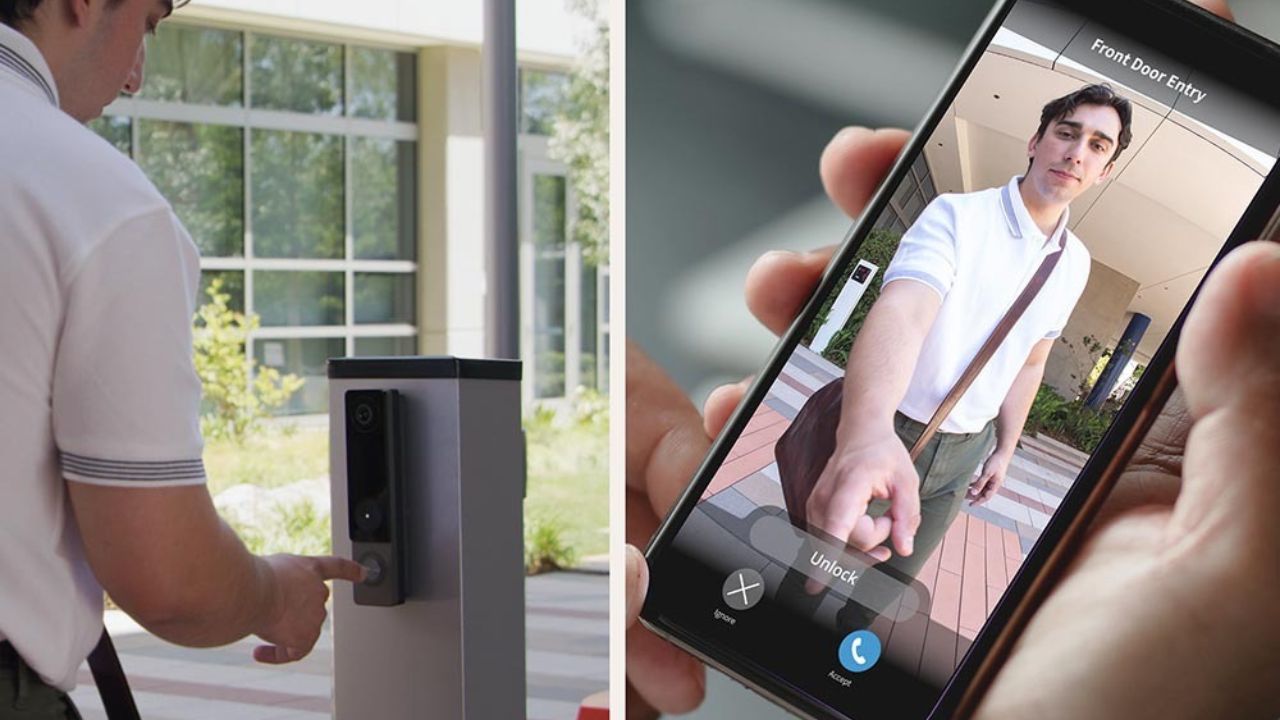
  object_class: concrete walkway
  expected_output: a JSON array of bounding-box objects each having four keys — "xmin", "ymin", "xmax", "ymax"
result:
[{"xmin": 69, "ymin": 571, "xmax": 607, "ymax": 720}]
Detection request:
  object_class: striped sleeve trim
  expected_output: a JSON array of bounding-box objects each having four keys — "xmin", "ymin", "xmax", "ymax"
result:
[{"xmin": 59, "ymin": 452, "xmax": 207, "ymax": 484}]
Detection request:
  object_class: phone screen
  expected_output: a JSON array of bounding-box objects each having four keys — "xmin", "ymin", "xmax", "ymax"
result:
[{"xmin": 643, "ymin": 1, "xmax": 1280, "ymax": 717}]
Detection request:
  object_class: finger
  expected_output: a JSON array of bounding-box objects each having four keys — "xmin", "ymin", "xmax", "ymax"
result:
[
  {"xmin": 1097, "ymin": 388, "xmax": 1190, "ymax": 525},
  {"xmin": 626, "ymin": 486, "xmax": 662, "ymax": 549},
  {"xmin": 1189, "ymin": 0, "xmax": 1234, "ymax": 20},
  {"xmin": 627, "ymin": 625, "xmax": 707, "ymax": 714},
  {"xmin": 310, "ymin": 555, "xmax": 366, "ymax": 583},
  {"xmin": 966, "ymin": 476, "xmax": 988, "ymax": 500},
  {"xmin": 743, "ymin": 128, "xmax": 910, "ymax": 337},
  {"xmin": 807, "ymin": 472, "xmax": 872, "ymax": 547},
  {"xmin": 820, "ymin": 127, "xmax": 913, "ymax": 219},
  {"xmin": 974, "ymin": 481, "xmax": 998, "ymax": 507},
  {"xmin": 253, "ymin": 644, "xmax": 304, "ymax": 664},
  {"xmin": 625, "ymin": 544, "xmax": 649, "ymax": 629},
  {"xmin": 744, "ymin": 248, "xmax": 837, "ymax": 336},
  {"xmin": 703, "ymin": 377, "xmax": 752, "ymax": 438},
  {"xmin": 1174, "ymin": 241, "xmax": 1280, "ymax": 542},
  {"xmin": 848, "ymin": 513, "xmax": 893, "ymax": 554},
  {"xmin": 626, "ymin": 341, "xmax": 712, "ymax": 517},
  {"xmin": 889, "ymin": 477, "xmax": 922, "ymax": 557}
]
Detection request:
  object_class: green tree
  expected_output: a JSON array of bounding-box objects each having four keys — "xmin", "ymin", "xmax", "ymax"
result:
[
  {"xmin": 194, "ymin": 278, "xmax": 304, "ymax": 443},
  {"xmin": 549, "ymin": 0, "xmax": 609, "ymax": 266}
]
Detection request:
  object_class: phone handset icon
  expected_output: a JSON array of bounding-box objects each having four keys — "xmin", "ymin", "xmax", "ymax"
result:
[
  {"xmin": 838, "ymin": 630, "xmax": 881, "ymax": 673},
  {"xmin": 850, "ymin": 637, "xmax": 867, "ymax": 666}
]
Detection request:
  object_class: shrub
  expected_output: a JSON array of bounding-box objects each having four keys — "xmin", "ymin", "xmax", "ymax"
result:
[
  {"xmin": 193, "ymin": 278, "xmax": 304, "ymax": 443},
  {"xmin": 1023, "ymin": 383, "xmax": 1115, "ymax": 454},
  {"xmin": 804, "ymin": 228, "xmax": 902, "ymax": 367},
  {"xmin": 227, "ymin": 499, "xmax": 331, "ymax": 557},
  {"xmin": 524, "ymin": 513, "xmax": 578, "ymax": 574}
]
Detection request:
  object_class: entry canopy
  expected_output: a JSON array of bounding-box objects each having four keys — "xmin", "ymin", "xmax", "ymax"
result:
[{"xmin": 924, "ymin": 2, "xmax": 1279, "ymax": 362}]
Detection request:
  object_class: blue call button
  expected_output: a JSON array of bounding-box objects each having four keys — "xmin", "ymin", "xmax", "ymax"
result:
[{"xmin": 838, "ymin": 630, "xmax": 882, "ymax": 673}]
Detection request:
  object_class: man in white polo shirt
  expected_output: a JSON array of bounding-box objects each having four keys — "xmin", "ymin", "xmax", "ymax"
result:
[
  {"xmin": 795, "ymin": 85, "xmax": 1131, "ymax": 606},
  {"xmin": 0, "ymin": 1, "xmax": 363, "ymax": 716}
]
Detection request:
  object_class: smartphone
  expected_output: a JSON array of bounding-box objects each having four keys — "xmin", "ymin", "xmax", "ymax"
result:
[{"xmin": 640, "ymin": 1, "xmax": 1280, "ymax": 717}]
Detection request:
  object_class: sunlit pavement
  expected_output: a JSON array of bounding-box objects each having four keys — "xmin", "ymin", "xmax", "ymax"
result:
[{"xmin": 70, "ymin": 569, "xmax": 608, "ymax": 720}]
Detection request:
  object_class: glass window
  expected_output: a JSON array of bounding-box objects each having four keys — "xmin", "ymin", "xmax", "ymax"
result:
[
  {"xmin": 354, "ymin": 273, "xmax": 415, "ymax": 325},
  {"xmin": 533, "ymin": 174, "xmax": 567, "ymax": 398},
  {"xmin": 137, "ymin": 120, "xmax": 244, "ymax": 258},
  {"xmin": 352, "ymin": 137, "xmax": 416, "ymax": 260},
  {"xmin": 520, "ymin": 69, "xmax": 569, "ymax": 135},
  {"xmin": 89, "ymin": 115, "xmax": 130, "ymax": 155},
  {"xmin": 922, "ymin": 174, "xmax": 937, "ymax": 201},
  {"xmin": 579, "ymin": 263, "xmax": 598, "ymax": 391},
  {"xmin": 141, "ymin": 25, "xmax": 242, "ymax": 106},
  {"xmin": 251, "ymin": 130, "xmax": 344, "ymax": 259},
  {"xmin": 902, "ymin": 190, "xmax": 926, "ymax": 223},
  {"xmin": 600, "ymin": 271, "xmax": 611, "ymax": 394},
  {"xmin": 254, "ymin": 271, "xmax": 344, "ymax": 326},
  {"xmin": 912, "ymin": 153, "xmax": 930, "ymax": 184},
  {"xmin": 254, "ymin": 337, "xmax": 345, "ymax": 414},
  {"xmin": 891, "ymin": 176, "xmax": 916, "ymax": 211},
  {"xmin": 198, "ymin": 270, "xmax": 245, "ymax": 315},
  {"xmin": 600, "ymin": 328, "xmax": 610, "ymax": 394},
  {"xmin": 353, "ymin": 336, "xmax": 417, "ymax": 356},
  {"xmin": 350, "ymin": 47, "xmax": 416, "ymax": 122},
  {"xmin": 250, "ymin": 34, "xmax": 343, "ymax": 115}
]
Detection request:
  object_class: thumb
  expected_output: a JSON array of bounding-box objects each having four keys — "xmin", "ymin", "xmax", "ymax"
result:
[
  {"xmin": 625, "ymin": 544, "xmax": 649, "ymax": 629},
  {"xmin": 1174, "ymin": 241, "xmax": 1280, "ymax": 542}
]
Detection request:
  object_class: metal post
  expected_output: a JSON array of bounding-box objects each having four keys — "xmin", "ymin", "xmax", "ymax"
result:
[
  {"xmin": 484, "ymin": 0, "xmax": 519, "ymax": 359},
  {"xmin": 1085, "ymin": 313, "xmax": 1150, "ymax": 409}
]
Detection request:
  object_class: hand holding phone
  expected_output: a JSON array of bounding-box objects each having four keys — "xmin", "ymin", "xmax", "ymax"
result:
[{"xmin": 631, "ymin": 0, "xmax": 1280, "ymax": 713}]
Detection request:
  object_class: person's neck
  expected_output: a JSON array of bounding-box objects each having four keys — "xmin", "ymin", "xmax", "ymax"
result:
[
  {"xmin": 10, "ymin": 20, "xmax": 76, "ymax": 109},
  {"xmin": 1017, "ymin": 178, "xmax": 1068, "ymax": 237}
]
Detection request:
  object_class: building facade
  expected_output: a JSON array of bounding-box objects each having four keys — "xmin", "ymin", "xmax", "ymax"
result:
[{"xmin": 90, "ymin": 1, "xmax": 607, "ymax": 413}]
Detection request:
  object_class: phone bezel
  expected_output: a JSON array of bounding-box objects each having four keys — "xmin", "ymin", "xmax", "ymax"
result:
[{"xmin": 640, "ymin": 1, "xmax": 1280, "ymax": 718}]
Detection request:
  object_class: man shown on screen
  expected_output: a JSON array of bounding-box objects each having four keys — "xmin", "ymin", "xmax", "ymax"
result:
[{"xmin": 780, "ymin": 84, "xmax": 1133, "ymax": 621}]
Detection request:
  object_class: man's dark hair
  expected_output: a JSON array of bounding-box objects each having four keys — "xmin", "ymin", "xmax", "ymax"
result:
[
  {"xmin": 1035, "ymin": 83, "xmax": 1134, "ymax": 164},
  {"xmin": 1, "ymin": 1, "xmax": 184, "ymax": 28},
  {"xmin": 0, "ymin": 0, "xmax": 45, "ymax": 26}
]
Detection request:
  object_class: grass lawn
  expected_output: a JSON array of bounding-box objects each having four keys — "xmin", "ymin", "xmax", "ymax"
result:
[
  {"xmin": 524, "ymin": 413, "xmax": 610, "ymax": 559},
  {"xmin": 204, "ymin": 426, "xmax": 329, "ymax": 497},
  {"xmin": 203, "ymin": 411, "xmax": 609, "ymax": 562}
]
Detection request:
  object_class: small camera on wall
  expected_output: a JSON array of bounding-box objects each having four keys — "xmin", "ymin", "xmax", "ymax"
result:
[{"xmin": 345, "ymin": 389, "xmax": 406, "ymax": 606}]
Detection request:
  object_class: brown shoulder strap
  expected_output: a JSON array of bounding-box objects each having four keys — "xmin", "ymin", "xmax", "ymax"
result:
[
  {"xmin": 907, "ymin": 223, "xmax": 1069, "ymax": 461},
  {"xmin": 88, "ymin": 629, "xmax": 141, "ymax": 720}
]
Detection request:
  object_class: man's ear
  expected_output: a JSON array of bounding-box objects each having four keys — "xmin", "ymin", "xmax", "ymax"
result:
[
  {"xmin": 65, "ymin": 0, "xmax": 93, "ymax": 27},
  {"xmin": 1026, "ymin": 133, "xmax": 1039, "ymax": 160},
  {"xmin": 1096, "ymin": 160, "xmax": 1116, "ymax": 185}
]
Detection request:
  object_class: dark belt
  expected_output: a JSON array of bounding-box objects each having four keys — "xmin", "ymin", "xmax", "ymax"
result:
[{"xmin": 1, "ymin": 631, "xmax": 139, "ymax": 720}]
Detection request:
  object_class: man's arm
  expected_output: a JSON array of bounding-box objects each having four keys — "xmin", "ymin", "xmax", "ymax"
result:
[
  {"xmin": 68, "ymin": 482, "xmax": 363, "ymax": 661},
  {"xmin": 838, "ymin": 280, "xmax": 942, "ymax": 435},
  {"xmin": 808, "ymin": 279, "xmax": 941, "ymax": 557},
  {"xmin": 969, "ymin": 336, "xmax": 1053, "ymax": 505}
]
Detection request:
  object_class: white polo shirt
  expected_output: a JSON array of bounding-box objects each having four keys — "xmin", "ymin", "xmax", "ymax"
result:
[
  {"xmin": 0, "ymin": 25, "xmax": 207, "ymax": 690},
  {"xmin": 883, "ymin": 176, "xmax": 1091, "ymax": 434}
]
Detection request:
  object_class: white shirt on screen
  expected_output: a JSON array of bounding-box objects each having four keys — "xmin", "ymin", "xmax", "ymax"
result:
[
  {"xmin": 882, "ymin": 175, "xmax": 1092, "ymax": 434},
  {"xmin": 0, "ymin": 23, "xmax": 206, "ymax": 691}
]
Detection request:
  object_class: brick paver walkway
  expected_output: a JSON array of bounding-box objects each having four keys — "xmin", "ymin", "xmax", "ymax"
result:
[{"xmin": 69, "ymin": 571, "xmax": 607, "ymax": 720}]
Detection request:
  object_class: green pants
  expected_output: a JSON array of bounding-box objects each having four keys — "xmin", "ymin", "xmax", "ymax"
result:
[
  {"xmin": 869, "ymin": 411, "xmax": 997, "ymax": 582},
  {"xmin": 0, "ymin": 643, "xmax": 82, "ymax": 720}
]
